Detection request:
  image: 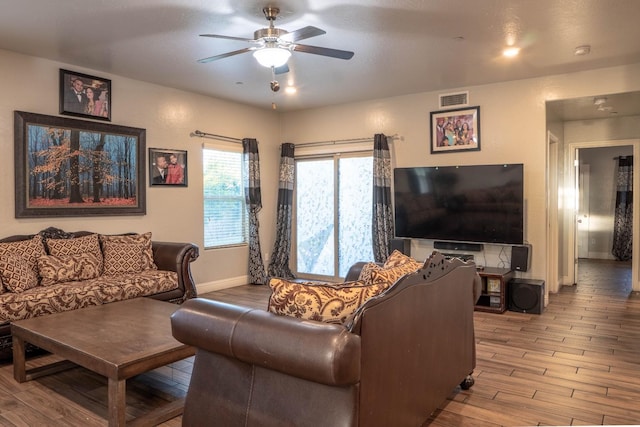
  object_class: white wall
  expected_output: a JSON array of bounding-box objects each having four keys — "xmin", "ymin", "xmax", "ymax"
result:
[
  {"xmin": 282, "ymin": 63, "xmax": 640, "ymax": 283},
  {"xmin": 0, "ymin": 49, "xmax": 281, "ymax": 290}
]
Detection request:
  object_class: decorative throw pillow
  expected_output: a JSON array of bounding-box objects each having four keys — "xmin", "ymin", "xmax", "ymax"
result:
[
  {"xmin": 99, "ymin": 233, "xmax": 157, "ymax": 271},
  {"xmin": 0, "ymin": 235, "xmax": 46, "ymax": 280},
  {"xmin": 383, "ymin": 250, "xmax": 422, "ymax": 270},
  {"xmin": 368, "ymin": 264, "xmax": 419, "ymax": 287},
  {"xmin": 268, "ymin": 278, "xmax": 388, "ymax": 324},
  {"xmin": 357, "ymin": 262, "xmax": 383, "ymax": 285},
  {"xmin": 38, "ymin": 253, "xmax": 103, "ymax": 286},
  {"xmin": 46, "ymin": 234, "xmax": 104, "ymax": 273},
  {"xmin": 358, "ymin": 261, "xmax": 421, "ymax": 288},
  {"xmin": 102, "ymin": 242, "xmax": 145, "ymax": 275},
  {"xmin": 0, "ymin": 254, "xmax": 39, "ymax": 293}
]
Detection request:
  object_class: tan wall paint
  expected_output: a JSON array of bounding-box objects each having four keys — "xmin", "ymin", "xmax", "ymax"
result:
[
  {"xmin": 0, "ymin": 49, "xmax": 281, "ymax": 288},
  {"xmin": 2, "ymin": 45, "xmax": 639, "ymax": 288},
  {"xmin": 282, "ymin": 63, "xmax": 640, "ymax": 282}
]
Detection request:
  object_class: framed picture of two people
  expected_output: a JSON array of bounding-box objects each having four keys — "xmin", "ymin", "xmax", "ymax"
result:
[
  {"xmin": 149, "ymin": 148, "xmax": 188, "ymax": 187},
  {"xmin": 59, "ymin": 69, "xmax": 111, "ymax": 122}
]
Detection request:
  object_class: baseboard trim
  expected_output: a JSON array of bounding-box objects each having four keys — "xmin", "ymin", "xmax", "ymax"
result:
[{"xmin": 196, "ymin": 275, "xmax": 249, "ymax": 294}]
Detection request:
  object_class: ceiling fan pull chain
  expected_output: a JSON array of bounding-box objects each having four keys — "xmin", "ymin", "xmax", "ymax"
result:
[{"xmin": 269, "ymin": 66, "xmax": 280, "ymax": 93}]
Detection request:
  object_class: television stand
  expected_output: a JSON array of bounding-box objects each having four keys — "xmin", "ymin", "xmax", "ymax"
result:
[{"xmin": 474, "ymin": 267, "xmax": 514, "ymax": 313}]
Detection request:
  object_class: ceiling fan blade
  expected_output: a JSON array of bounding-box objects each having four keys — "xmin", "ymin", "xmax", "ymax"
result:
[
  {"xmin": 280, "ymin": 26, "xmax": 326, "ymax": 43},
  {"xmin": 293, "ymin": 44, "xmax": 354, "ymax": 60},
  {"xmin": 200, "ymin": 34, "xmax": 255, "ymax": 43},
  {"xmin": 197, "ymin": 47, "xmax": 253, "ymax": 63},
  {"xmin": 274, "ymin": 64, "xmax": 289, "ymax": 75}
]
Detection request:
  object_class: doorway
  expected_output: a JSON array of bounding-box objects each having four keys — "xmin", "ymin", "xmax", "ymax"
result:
[
  {"xmin": 576, "ymin": 146, "xmax": 633, "ymax": 275},
  {"xmin": 567, "ymin": 141, "xmax": 640, "ymax": 291},
  {"xmin": 546, "ymin": 91, "xmax": 640, "ymax": 293}
]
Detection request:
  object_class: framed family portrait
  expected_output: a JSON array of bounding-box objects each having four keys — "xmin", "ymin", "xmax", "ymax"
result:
[
  {"xmin": 149, "ymin": 148, "xmax": 188, "ymax": 187},
  {"xmin": 59, "ymin": 69, "xmax": 112, "ymax": 121},
  {"xmin": 14, "ymin": 111, "xmax": 146, "ymax": 217},
  {"xmin": 430, "ymin": 106, "xmax": 480, "ymax": 154}
]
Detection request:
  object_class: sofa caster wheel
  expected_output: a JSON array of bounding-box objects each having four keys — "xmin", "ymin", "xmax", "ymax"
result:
[{"xmin": 460, "ymin": 375, "xmax": 474, "ymax": 390}]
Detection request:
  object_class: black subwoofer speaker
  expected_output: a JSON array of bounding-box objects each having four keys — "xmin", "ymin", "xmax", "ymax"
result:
[
  {"xmin": 389, "ymin": 238, "xmax": 411, "ymax": 255},
  {"xmin": 508, "ymin": 279, "xmax": 544, "ymax": 314}
]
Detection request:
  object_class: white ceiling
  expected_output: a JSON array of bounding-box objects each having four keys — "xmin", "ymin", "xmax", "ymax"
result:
[{"xmin": 1, "ymin": 0, "xmax": 640, "ymax": 115}]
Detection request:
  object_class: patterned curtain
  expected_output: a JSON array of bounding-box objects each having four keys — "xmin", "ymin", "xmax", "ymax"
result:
[
  {"xmin": 242, "ymin": 138, "xmax": 267, "ymax": 284},
  {"xmin": 612, "ymin": 156, "xmax": 633, "ymax": 261},
  {"xmin": 372, "ymin": 133, "xmax": 394, "ymax": 263},
  {"xmin": 267, "ymin": 143, "xmax": 296, "ymax": 279}
]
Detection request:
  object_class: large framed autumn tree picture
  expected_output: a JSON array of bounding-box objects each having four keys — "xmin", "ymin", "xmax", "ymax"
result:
[{"xmin": 14, "ymin": 111, "xmax": 146, "ymax": 217}]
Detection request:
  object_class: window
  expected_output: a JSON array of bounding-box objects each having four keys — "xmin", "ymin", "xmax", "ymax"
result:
[
  {"xmin": 295, "ymin": 153, "xmax": 374, "ymax": 279},
  {"xmin": 203, "ymin": 145, "xmax": 247, "ymax": 248}
]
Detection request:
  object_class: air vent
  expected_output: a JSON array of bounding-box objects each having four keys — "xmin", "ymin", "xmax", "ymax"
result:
[{"xmin": 439, "ymin": 91, "xmax": 469, "ymax": 108}]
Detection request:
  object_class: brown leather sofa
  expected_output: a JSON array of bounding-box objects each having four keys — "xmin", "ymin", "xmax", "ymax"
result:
[{"xmin": 171, "ymin": 252, "xmax": 478, "ymax": 427}]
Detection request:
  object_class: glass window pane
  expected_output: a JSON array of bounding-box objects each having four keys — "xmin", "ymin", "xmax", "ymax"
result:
[
  {"xmin": 203, "ymin": 147, "xmax": 247, "ymax": 248},
  {"xmin": 338, "ymin": 156, "xmax": 374, "ymax": 276},
  {"xmin": 296, "ymin": 159, "xmax": 334, "ymax": 276}
]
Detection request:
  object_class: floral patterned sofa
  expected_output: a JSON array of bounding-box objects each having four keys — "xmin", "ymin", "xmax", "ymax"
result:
[{"xmin": 0, "ymin": 227, "xmax": 199, "ymax": 359}]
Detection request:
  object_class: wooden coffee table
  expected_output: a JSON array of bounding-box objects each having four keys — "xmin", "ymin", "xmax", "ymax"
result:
[{"xmin": 11, "ymin": 298, "xmax": 195, "ymax": 427}]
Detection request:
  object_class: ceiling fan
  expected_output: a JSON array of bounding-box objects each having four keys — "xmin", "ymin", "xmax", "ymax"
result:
[{"xmin": 197, "ymin": 7, "xmax": 354, "ymax": 73}]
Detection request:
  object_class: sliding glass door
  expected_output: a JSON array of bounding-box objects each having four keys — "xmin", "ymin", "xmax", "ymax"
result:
[{"xmin": 295, "ymin": 154, "xmax": 374, "ymax": 280}]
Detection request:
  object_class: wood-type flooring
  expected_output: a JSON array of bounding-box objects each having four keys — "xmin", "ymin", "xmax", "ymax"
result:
[{"xmin": 0, "ymin": 259, "xmax": 637, "ymax": 426}]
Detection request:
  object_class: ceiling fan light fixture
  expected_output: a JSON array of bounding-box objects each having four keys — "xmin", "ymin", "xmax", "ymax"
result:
[{"xmin": 253, "ymin": 47, "xmax": 291, "ymax": 68}]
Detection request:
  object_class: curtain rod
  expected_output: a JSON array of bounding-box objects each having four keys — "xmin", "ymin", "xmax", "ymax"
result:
[
  {"xmin": 191, "ymin": 130, "xmax": 404, "ymax": 147},
  {"xmin": 191, "ymin": 130, "xmax": 243, "ymax": 144},
  {"xmin": 294, "ymin": 134, "xmax": 403, "ymax": 148}
]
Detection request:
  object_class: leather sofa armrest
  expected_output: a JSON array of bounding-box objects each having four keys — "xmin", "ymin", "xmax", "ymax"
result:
[
  {"xmin": 152, "ymin": 241, "xmax": 199, "ymax": 299},
  {"xmin": 171, "ymin": 298, "xmax": 361, "ymax": 386}
]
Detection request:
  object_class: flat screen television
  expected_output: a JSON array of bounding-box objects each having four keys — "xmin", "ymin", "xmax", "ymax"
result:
[{"xmin": 393, "ymin": 164, "xmax": 524, "ymax": 245}]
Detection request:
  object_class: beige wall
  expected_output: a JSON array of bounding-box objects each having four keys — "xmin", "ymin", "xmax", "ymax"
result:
[
  {"xmin": 3, "ymin": 45, "xmax": 640, "ymax": 289},
  {"xmin": 282, "ymin": 63, "xmax": 640, "ymax": 282},
  {"xmin": 0, "ymin": 49, "xmax": 281, "ymax": 290}
]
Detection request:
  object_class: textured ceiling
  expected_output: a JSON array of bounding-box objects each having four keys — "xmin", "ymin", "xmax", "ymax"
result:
[{"xmin": 1, "ymin": 0, "xmax": 639, "ymax": 115}]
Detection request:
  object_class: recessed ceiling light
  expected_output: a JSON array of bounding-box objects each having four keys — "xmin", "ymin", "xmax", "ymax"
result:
[
  {"xmin": 574, "ymin": 45, "xmax": 591, "ymax": 56},
  {"xmin": 285, "ymin": 86, "xmax": 297, "ymax": 95},
  {"xmin": 502, "ymin": 47, "xmax": 520, "ymax": 57}
]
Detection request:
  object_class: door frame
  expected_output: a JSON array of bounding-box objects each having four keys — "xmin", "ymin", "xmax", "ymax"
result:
[
  {"xmin": 546, "ymin": 131, "xmax": 560, "ymax": 294},
  {"xmin": 565, "ymin": 139, "xmax": 640, "ymax": 291}
]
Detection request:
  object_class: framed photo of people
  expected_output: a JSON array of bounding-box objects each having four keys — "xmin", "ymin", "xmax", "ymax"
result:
[
  {"xmin": 430, "ymin": 106, "xmax": 480, "ymax": 154},
  {"xmin": 149, "ymin": 148, "xmax": 188, "ymax": 187},
  {"xmin": 59, "ymin": 69, "xmax": 112, "ymax": 121},
  {"xmin": 14, "ymin": 111, "xmax": 146, "ymax": 217}
]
